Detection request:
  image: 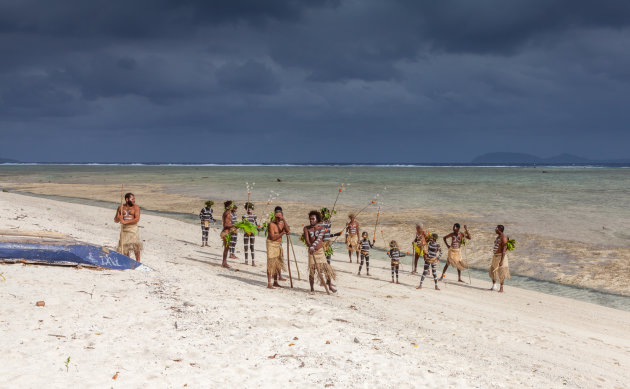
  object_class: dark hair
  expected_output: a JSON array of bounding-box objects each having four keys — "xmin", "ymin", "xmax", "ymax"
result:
[
  {"xmin": 124, "ymin": 192, "xmax": 134, "ymax": 200},
  {"xmin": 431, "ymin": 233, "xmax": 438, "ymax": 240},
  {"xmin": 454, "ymin": 223, "xmax": 460, "ymax": 229},
  {"xmin": 224, "ymin": 200, "xmax": 233, "ymax": 208},
  {"xmin": 308, "ymin": 210, "xmax": 322, "ymax": 223},
  {"xmin": 274, "ymin": 206, "xmax": 283, "ymax": 213},
  {"xmin": 497, "ymin": 225, "xmax": 505, "ymax": 232}
]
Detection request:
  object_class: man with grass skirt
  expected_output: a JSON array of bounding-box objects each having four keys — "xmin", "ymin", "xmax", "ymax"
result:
[
  {"xmin": 345, "ymin": 213, "xmax": 360, "ymax": 263},
  {"xmin": 199, "ymin": 200, "xmax": 215, "ymax": 247},
  {"xmin": 266, "ymin": 209, "xmax": 289, "ymax": 289},
  {"xmin": 114, "ymin": 192, "xmax": 143, "ymax": 262},
  {"xmin": 490, "ymin": 225, "xmax": 510, "ymax": 293},
  {"xmin": 304, "ymin": 210, "xmax": 337, "ymax": 294},
  {"xmin": 220, "ymin": 200, "xmax": 236, "ymax": 268},
  {"xmin": 440, "ymin": 223, "xmax": 472, "ymax": 282}
]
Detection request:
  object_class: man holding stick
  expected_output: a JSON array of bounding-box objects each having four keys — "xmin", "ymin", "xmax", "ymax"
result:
[
  {"xmin": 304, "ymin": 210, "xmax": 337, "ymax": 294},
  {"xmin": 114, "ymin": 193, "xmax": 142, "ymax": 262},
  {"xmin": 266, "ymin": 209, "xmax": 289, "ymax": 289}
]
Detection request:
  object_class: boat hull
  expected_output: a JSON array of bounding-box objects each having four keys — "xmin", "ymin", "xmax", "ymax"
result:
[{"xmin": 0, "ymin": 241, "xmax": 141, "ymax": 270}]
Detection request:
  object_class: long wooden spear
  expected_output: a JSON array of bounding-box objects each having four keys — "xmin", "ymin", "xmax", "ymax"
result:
[
  {"xmin": 353, "ymin": 200, "xmax": 375, "ymax": 218},
  {"xmin": 288, "ymin": 235, "xmax": 301, "ymax": 280},
  {"xmin": 330, "ymin": 184, "xmax": 343, "ymax": 216},
  {"xmin": 372, "ymin": 206, "xmax": 380, "ymax": 241},
  {"xmin": 286, "ymin": 237, "xmax": 294, "ymax": 288}
]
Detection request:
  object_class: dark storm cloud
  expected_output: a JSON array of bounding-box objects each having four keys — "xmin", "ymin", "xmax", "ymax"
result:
[
  {"xmin": 217, "ymin": 61, "xmax": 280, "ymax": 95},
  {"xmin": 1, "ymin": 0, "xmax": 630, "ymax": 162},
  {"xmin": 405, "ymin": 0, "xmax": 630, "ymax": 54}
]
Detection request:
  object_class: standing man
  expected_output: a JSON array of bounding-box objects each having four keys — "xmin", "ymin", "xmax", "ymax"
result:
[
  {"xmin": 273, "ymin": 206, "xmax": 288, "ymax": 281},
  {"xmin": 220, "ymin": 201, "xmax": 236, "ymax": 268},
  {"xmin": 490, "ymin": 225, "xmax": 510, "ymax": 292},
  {"xmin": 441, "ymin": 223, "xmax": 472, "ymax": 283},
  {"xmin": 229, "ymin": 204, "xmax": 239, "ymax": 259},
  {"xmin": 304, "ymin": 210, "xmax": 337, "ymax": 294},
  {"xmin": 411, "ymin": 223, "xmax": 429, "ymax": 274},
  {"xmin": 345, "ymin": 213, "xmax": 360, "ymax": 263},
  {"xmin": 114, "ymin": 192, "xmax": 143, "ymax": 262},
  {"xmin": 199, "ymin": 200, "xmax": 215, "ymax": 247},
  {"xmin": 266, "ymin": 209, "xmax": 289, "ymax": 289}
]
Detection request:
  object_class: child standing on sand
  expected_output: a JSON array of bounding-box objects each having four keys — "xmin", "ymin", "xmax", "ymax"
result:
[
  {"xmin": 358, "ymin": 231, "xmax": 375, "ymax": 276},
  {"xmin": 417, "ymin": 233, "xmax": 441, "ymax": 290},
  {"xmin": 388, "ymin": 240, "xmax": 406, "ymax": 284}
]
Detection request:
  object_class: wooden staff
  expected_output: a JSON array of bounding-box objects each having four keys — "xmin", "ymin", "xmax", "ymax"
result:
[
  {"xmin": 330, "ymin": 185, "xmax": 343, "ymax": 215},
  {"xmin": 372, "ymin": 206, "xmax": 380, "ymax": 241},
  {"xmin": 286, "ymin": 237, "xmax": 294, "ymax": 288},
  {"xmin": 464, "ymin": 245, "xmax": 472, "ymax": 285},
  {"xmin": 288, "ymin": 235, "xmax": 301, "ymax": 280},
  {"xmin": 353, "ymin": 200, "xmax": 375, "ymax": 218},
  {"xmin": 118, "ymin": 184, "xmax": 124, "ymax": 227}
]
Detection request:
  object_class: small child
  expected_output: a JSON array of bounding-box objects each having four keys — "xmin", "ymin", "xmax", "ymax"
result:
[
  {"xmin": 417, "ymin": 233, "xmax": 441, "ymax": 290},
  {"xmin": 199, "ymin": 200, "xmax": 215, "ymax": 247},
  {"xmin": 388, "ymin": 240, "xmax": 406, "ymax": 284},
  {"xmin": 358, "ymin": 231, "xmax": 375, "ymax": 276}
]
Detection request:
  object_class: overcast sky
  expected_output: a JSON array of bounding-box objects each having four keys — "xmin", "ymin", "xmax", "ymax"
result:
[{"xmin": 1, "ymin": 0, "xmax": 629, "ymax": 163}]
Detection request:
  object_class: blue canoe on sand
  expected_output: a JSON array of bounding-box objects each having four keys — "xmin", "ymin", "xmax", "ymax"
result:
[{"xmin": 0, "ymin": 232, "xmax": 145, "ymax": 270}]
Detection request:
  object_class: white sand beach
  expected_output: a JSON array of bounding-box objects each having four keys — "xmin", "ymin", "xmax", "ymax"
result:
[{"xmin": 1, "ymin": 191, "xmax": 629, "ymax": 388}]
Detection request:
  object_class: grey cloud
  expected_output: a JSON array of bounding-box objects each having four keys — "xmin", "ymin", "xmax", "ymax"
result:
[{"xmin": 217, "ymin": 60, "xmax": 280, "ymax": 95}]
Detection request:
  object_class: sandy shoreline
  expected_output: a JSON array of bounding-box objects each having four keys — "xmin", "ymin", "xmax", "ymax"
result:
[
  {"xmin": 2, "ymin": 181, "xmax": 630, "ymax": 296},
  {"xmin": 1, "ymin": 192, "xmax": 630, "ymax": 388}
]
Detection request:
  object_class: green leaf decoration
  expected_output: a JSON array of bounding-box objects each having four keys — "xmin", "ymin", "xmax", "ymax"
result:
[
  {"xmin": 506, "ymin": 238, "xmax": 516, "ymax": 251},
  {"xmin": 234, "ymin": 220, "xmax": 258, "ymax": 235}
]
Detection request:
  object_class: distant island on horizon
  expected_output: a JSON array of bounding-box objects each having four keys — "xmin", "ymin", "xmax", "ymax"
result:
[{"xmin": 471, "ymin": 152, "xmax": 630, "ymax": 164}]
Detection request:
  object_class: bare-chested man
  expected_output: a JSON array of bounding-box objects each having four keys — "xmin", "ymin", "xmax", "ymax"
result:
[
  {"xmin": 114, "ymin": 192, "xmax": 142, "ymax": 262},
  {"xmin": 304, "ymin": 210, "xmax": 337, "ymax": 294},
  {"xmin": 345, "ymin": 213, "xmax": 360, "ymax": 263},
  {"xmin": 266, "ymin": 209, "xmax": 290, "ymax": 288},
  {"xmin": 490, "ymin": 224, "xmax": 510, "ymax": 292},
  {"xmin": 441, "ymin": 223, "xmax": 472, "ymax": 283},
  {"xmin": 411, "ymin": 223, "xmax": 429, "ymax": 274},
  {"xmin": 273, "ymin": 206, "xmax": 288, "ymax": 281},
  {"xmin": 220, "ymin": 200, "xmax": 236, "ymax": 268}
]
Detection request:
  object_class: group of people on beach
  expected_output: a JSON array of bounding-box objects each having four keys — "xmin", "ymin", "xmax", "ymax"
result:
[{"xmin": 113, "ymin": 193, "xmax": 512, "ymax": 294}]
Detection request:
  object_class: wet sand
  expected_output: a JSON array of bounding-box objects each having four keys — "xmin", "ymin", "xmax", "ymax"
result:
[{"xmin": 2, "ymin": 181, "xmax": 630, "ymax": 297}]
